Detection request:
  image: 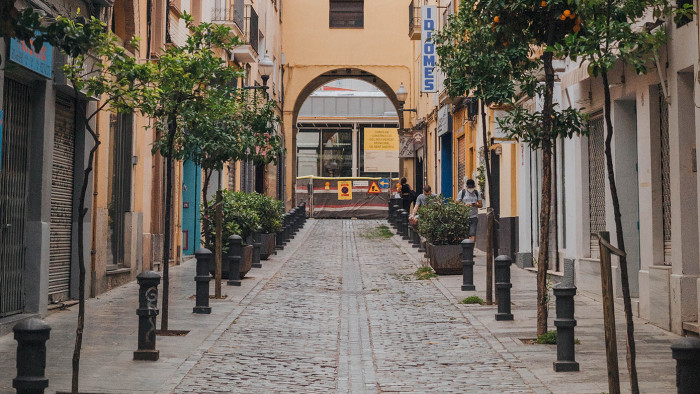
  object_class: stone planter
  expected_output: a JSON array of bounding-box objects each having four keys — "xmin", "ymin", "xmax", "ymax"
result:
[
  {"xmin": 209, "ymin": 244, "xmax": 254, "ymax": 279},
  {"xmin": 239, "ymin": 245, "xmax": 253, "ymax": 278},
  {"xmin": 426, "ymin": 243, "xmax": 462, "ymax": 275},
  {"xmin": 260, "ymin": 233, "xmax": 276, "ymax": 260}
]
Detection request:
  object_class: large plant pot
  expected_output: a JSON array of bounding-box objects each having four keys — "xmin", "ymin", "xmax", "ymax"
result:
[
  {"xmin": 426, "ymin": 243, "xmax": 462, "ymax": 275},
  {"xmin": 260, "ymin": 233, "xmax": 276, "ymax": 260},
  {"xmin": 209, "ymin": 244, "xmax": 254, "ymax": 279}
]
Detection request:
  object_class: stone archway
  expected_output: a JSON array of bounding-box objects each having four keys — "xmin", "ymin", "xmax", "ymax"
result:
[{"xmin": 283, "ymin": 67, "xmax": 409, "ymax": 207}]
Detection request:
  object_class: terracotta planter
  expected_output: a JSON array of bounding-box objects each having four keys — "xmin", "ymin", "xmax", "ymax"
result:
[
  {"xmin": 209, "ymin": 244, "xmax": 254, "ymax": 279},
  {"xmin": 426, "ymin": 243, "xmax": 462, "ymax": 275},
  {"xmin": 260, "ymin": 233, "xmax": 276, "ymax": 260}
]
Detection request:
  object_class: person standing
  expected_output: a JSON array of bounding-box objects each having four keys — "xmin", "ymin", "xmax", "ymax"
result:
[
  {"xmin": 400, "ymin": 177, "xmax": 412, "ymax": 212},
  {"xmin": 456, "ymin": 178, "xmax": 483, "ymax": 241}
]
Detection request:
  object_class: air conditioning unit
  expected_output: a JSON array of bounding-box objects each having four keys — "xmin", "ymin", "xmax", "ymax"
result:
[{"xmin": 465, "ymin": 97, "xmax": 479, "ymax": 121}]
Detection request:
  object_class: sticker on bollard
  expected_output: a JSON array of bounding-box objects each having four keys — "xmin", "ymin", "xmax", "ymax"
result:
[{"xmin": 134, "ymin": 271, "xmax": 161, "ymax": 361}]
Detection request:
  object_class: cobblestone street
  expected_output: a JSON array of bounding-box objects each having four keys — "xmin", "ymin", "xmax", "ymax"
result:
[{"xmin": 175, "ymin": 220, "xmax": 542, "ymax": 393}]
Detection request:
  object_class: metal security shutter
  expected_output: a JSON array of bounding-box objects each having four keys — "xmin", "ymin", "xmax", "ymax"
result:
[
  {"xmin": 659, "ymin": 88, "xmax": 672, "ymax": 263},
  {"xmin": 588, "ymin": 114, "xmax": 606, "ymax": 258},
  {"xmin": 49, "ymin": 94, "xmax": 75, "ymax": 302},
  {"xmin": 457, "ymin": 135, "xmax": 465, "ymax": 189},
  {"xmin": 0, "ymin": 78, "xmax": 32, "ymax": 317}
]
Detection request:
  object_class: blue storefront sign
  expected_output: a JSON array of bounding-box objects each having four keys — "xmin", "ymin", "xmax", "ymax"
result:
[
  {"xmin": 9, "ymin": 37, "xmax": 53, "ymax": 78},
  {"xmin": 0, "ymin": 110, "xmax": 3, "ymax": 174}
]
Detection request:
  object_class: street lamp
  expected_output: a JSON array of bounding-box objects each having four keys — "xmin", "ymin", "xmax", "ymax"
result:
[
  {"xmin": 242, "ymin": 53, "xmax": 274, "ymax": 91},
  {"xmin": 258, "ymin": 53, "xmax": 274, "ymax": 87},
  {"xmin": 395, "ymin": 83, "xmax": 417, "ymax": 113}
]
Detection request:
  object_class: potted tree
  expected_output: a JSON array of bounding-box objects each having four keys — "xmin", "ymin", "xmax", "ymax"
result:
[
  {"xmin": 249, "ymin": 193, "xmax": 283, "ymax": 260},
  {"xmin": 416, "ymin": 197, "xmax": 472, "ymax": 274},
  {"xmin": 202, "ymin": 190, "xmax": 260, "ymax": 278}
]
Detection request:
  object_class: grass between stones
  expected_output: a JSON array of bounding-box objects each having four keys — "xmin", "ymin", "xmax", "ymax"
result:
[
  {"xmin": 459, "ymin": 295, "xmax": 485, "ymax": 305},
  {"xmin": 361, "ymin": 225, "xmax": 394, "ymax": 240},
  {"xmin": 413, "ymin": 266, "xmax": 437, "ymax": 280}
]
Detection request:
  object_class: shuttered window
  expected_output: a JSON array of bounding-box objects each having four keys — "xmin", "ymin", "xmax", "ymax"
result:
[
  {"xmin": 588, "ymin": 114, "xmax": 606, "ymax": 258},
  {"xmin": 329, "ymin": 0, "xmax": 364, "ymax": 28}
]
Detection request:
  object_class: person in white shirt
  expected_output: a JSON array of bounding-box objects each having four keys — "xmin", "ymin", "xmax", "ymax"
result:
[{"xmin": 456, "ymin": 178, "xmax": 483, "ymax": 241}]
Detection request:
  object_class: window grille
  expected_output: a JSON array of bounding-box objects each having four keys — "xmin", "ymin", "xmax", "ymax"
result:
[
  {"xmin": 330, "ymin": 0, "xmax": 364, "ymax": 28},
  {"xmin": 588, "ymin": 114, "xmax": 606, "ymax": 258},
  {"xmin": 659, "ymin": 86, "xmax": 672, "ymax": 263}
]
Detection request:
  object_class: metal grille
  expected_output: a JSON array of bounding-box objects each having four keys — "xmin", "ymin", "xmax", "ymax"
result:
[
  {"xmin": 659, "ymin": 87, "xmax": 672, "ymax": 263},
  {"xmin": 49, "ymin": 94, "xmax": 76, "ymax": 302},
  {"xmin": 107, "ymin": 113, "xmax": 133, "ymax": 268},
  {"xmin": 0, "ymin": 78, "xmax": 31, "ymax": 317},
  {"xmin": 588, "ymin": 114, "xmax": 606, "ymax": 257},
  {"xmin": 457, "ymin": 135, "xmax": 465, "ymax": 188}
]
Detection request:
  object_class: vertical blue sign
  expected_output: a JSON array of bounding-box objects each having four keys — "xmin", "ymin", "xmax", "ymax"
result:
[
  {"xmin": 421, "ymin": 5, "xmax": 437, "ymax": 93},
  {"xmin": 0, "ymin": 109, "xmax": 3, "ymax": 174}
]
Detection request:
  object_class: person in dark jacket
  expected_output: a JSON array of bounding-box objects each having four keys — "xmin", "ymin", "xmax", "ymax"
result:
[{"xmin": 400, "ymin": 177, "xmax": 412, "ymax": 212}]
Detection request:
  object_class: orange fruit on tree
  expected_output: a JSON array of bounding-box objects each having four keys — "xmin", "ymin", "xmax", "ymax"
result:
[
  {"xmin": 573, "ymin": 24, "xmax": 581, "ymax": 33},
  {"xmin": 541, "ymin": 1, "xmax": 547, "ymax": 6},
  {"xmin": 560, "ymin": 14, "xmax": 567, "ymax": 20},
  {"xmin": 494, "ymin": 16, "xmax": 500, "ymax": 23},
  {"xmin": 575, "ymin": 17, "xmax": 582, "ymax": 25},
  {"xmin": 568, "ymin": 12, "xmax": 576, "ymax": 19},
  {"xmin": 563, "ymin": 9, "xmax": 571, "ymax": 17}
]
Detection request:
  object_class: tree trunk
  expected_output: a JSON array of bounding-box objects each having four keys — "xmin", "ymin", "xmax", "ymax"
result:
[
  {"xmin": 201, "ymin": 168, "xmax": 213, "ymax": 249},
  {"xmin": 536, "ymin": 51, "xmax": 556, "ymax": 337},
  {"xmin": 480, "ymin": 100, "xmax": 495, "ymax": 305},
  {"xmin": 601, "ymin": 70, "xmax": 639, "ymax": 394},
  {"xmin": 160, "ymin": 117, "xmax": 176, "ymax": 333},
  {"xmin": 72, "ymin": 100, "xmax": 100, "ymax": 393}
]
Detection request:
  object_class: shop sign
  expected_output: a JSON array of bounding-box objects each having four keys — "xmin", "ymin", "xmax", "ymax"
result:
[
  {"xmin": 437, "ymin": 105, "xmax": 452, "ymax": 136},
  {"xmin": 9, "ymin": 37, "xmax": 53, "ymax": 79},
  {"xmin": 399, "ymin": 134, "xmax": 415, "ymax": 157},
  {"xmin": 421, "ymin": 5, "xmax": 437, "ymax": 93}
]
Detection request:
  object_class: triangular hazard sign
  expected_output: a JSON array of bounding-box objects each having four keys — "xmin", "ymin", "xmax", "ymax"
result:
[{"xmin": 368, "ymin": 181, "xmax": 381, "ymax": 194}]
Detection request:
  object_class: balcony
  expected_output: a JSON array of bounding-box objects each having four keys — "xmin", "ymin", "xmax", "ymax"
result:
[
  {"xmin": 212, "ymin": 1, "xmax": 259, "ymax": 63},
  {"xmin": 408, "ymin": 0, "xmax": 420, "ymax": 40}
]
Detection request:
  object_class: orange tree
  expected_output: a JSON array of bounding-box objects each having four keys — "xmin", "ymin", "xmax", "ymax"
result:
[
  {"xmin": 435, "ymin": 0, "xmax": 587, "ymax": 336},
  {"xmin": 553, "ymin": 1, "xmax": 694, "ymax": 392}
]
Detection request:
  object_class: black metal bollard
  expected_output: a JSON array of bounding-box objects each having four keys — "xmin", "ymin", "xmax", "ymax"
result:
[
  {"xmin": 193, "ymin": 248, "xmax": 212, "ymax": 314},
  {"xmin": 252, "ymin": 228, "xmax": 263, "ymax": 269},
  {"xmin": 494, "ymin": 255, "xmax": 514, "ymax": 321},
  {"xmin": 391, "ymin": 204, "xmax": 400, "ymax": 228},
  {"xmin": 396, "ymin": 209, "xmax": 405, "ymax": 236},
  {"xmin": 276, "ymin": 219, "xmax": 285, "ymax": 250},
  {"xmin": 227, "ymin": 235, "xmax": 243, "ymax": 286},
  {"xmin": 388, "ymin": 197, "xmax": 401, "ymax": 221},
  {"xmin": 13, "ymin": 318, "xmax": 50, "ymax": 393},
  {"xmin": 411, "ymin": 224, "xmax": 420, "ymax": 248},
  {"xmin": 290, "ymin": 208, "xmax": 298, "ymax": 236},
  {"xmin": 461, "ymin": 239, "xmax": 476, "ymax": 291},
  {"xmin": 401, "ymin": 211, "xmax": 410, "ymax": 240},
  {"xmin": 553, "ymin": 284, "xmax": 579, "ymax": 372},
  {"xmin": 672, "ymin": 337, "xmax": 700, "ymax": 393},
  {"xmin": 407, "ymin": 223, "xmax": 415, "ymax": 244},
  {"xmin": 281, "ymin": 213, "xmax": 290, "ymax": 245},
  {"xmin": 134, "ymin": 271, "xmax": 161, "ymax": 360}
]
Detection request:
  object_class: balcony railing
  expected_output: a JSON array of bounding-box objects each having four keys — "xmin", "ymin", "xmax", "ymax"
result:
[
  {"xmin": 408, "ymin": 0, "xmax": 421, "ymax": 40},
  {"xmin": 212, "ymin": 1, "xmax": 259, "ymax": 57}
]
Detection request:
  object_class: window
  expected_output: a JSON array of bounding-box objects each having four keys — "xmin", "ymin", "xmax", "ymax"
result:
[{"xmin": 330, "ymin": 0, "xmax": 364, "ymax": 28}]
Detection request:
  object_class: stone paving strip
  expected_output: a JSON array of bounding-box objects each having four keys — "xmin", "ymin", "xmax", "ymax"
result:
[{"xmin": 175, "ymin": 219, "xmax": 543, "ymax": 393}]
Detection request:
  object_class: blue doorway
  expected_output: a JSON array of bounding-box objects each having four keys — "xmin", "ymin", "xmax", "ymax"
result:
[
  {"xmin": 440, "ymin": 133, "xmax": 453, "ymax": 198},
  {"xmin": 181, "ymin": 160, "xmax": 202, "ymax": 256}
]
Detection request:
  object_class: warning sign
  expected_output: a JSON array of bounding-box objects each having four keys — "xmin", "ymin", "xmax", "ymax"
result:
[
  {"xmin": 338, "ymin": 181, "xmax": 352, "ymax": 200},
  {"xmin": 368, "ymin": 181, "xmax": 381, "ymax": 194}
]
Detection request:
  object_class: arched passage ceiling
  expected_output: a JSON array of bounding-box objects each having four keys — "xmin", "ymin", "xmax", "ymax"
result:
[{"xmin": 292, "ymin": 68, "xmax": 403, "ymax": 130}]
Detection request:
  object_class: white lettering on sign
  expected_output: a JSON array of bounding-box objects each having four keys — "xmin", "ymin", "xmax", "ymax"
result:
[{"xmin": 421, "ymin": 6, "xmax": 437, "ymax": 93}]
